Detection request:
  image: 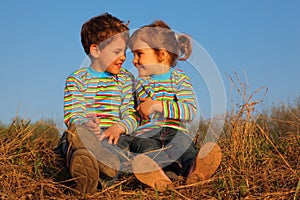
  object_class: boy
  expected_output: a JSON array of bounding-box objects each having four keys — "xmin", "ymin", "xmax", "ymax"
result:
[{"xmin": 58, "ymin": 13, "xmax": 138, "ymax": 195}]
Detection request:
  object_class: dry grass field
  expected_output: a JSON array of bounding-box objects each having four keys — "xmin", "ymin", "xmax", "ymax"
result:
[{"xmin": 1, "ymin": 78, "xmax": 299, "ymax": 199}]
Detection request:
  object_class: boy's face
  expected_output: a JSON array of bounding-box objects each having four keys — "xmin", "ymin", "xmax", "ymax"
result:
[
  {"xmin": 93, "ymin": 36, "xmax": 127, "ymax": 75},
  {"xmin": 131, "ymin": 40, "xmax": 166, "ymax": 77}
]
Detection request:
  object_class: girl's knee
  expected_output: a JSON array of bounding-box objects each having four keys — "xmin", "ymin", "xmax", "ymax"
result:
[{"xmin": 131, "ymin": 138, "xmax": 160, "ymax": 153}]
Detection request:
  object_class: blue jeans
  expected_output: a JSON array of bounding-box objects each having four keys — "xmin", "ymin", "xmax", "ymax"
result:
[{"xmin": 130, "ymin": 127, "xmax": 197, "ymax": 177}]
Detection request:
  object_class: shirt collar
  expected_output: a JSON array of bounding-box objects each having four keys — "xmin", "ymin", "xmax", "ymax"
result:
[
  {"xmin": 87, "ymin": 67, "xmax": 112, "ymax": 78},
  {"xmin": 151, "ymin": 69, "xmax": 174, "ymax": 81}
]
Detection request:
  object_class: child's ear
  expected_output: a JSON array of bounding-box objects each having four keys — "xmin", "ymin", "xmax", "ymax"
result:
[
  {"xmin": 157, "ymin": 49, "xmax": 169, "ymax": 64},
  {"xmin": 90, "ymin": 44, "xmax": 100, "ymax": 58}
]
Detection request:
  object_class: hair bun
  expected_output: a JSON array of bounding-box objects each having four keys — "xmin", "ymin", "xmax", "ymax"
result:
[{"xmin": 149, "ymin": 20, "xmax": 171, "ymax": 29}]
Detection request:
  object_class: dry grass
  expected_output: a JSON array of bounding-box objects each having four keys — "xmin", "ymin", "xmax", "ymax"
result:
[{"xmin": 0, "ymin": 74, "xmax": 299, "ymax": 199}]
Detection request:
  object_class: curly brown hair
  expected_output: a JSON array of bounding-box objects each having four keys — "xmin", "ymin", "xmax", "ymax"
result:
[{"xmin": 81, "ymin": 13, "xmax": 129, "ymax": 56}]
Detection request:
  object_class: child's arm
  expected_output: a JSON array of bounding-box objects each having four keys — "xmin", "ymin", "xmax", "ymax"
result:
[
  {"xmin": 137, "ymin": 72, "xmax": 196, "ymax": 122},
  {"xmin": 99, "ymin": 71, "xmax": 139, "ymax": 144},
  {"xmin": 64, "ymin": 75, "xmax": 88, "ymax": 127},
  {"xmin": 64, "ymin": 74, "xmax": 102, "ymax": 136},
  {"xmin": 83, "ymin": 116, "xmax": 101, "ymax": 136},
  {"xmin": 116, "ymin": 72, "xmax": 139, "ymax": 134},
  {"xmin": 160, "ymin": 75, "xmax": 196, "ymax": 122},
  {"xmin": 98, "ymin": 123, "xmax": 125, "ymax": 144},
  {"xmin": 137, "ymin": 98, "xmax": 162, "ymax": 120}
]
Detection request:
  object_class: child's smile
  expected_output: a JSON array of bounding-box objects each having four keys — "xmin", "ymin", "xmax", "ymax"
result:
[
  {"xmin": 131, "ymin": 40, "xmax": 170, "ymax": 77},
  {"xmin": 91, "ymin": 35, "xmax": 127, "ymax": 75}
]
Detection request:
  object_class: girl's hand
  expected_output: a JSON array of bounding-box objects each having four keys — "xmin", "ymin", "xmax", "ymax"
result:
[{"xmin": 137, "ymin": 98, "xmax": 163, "ymax": 120}]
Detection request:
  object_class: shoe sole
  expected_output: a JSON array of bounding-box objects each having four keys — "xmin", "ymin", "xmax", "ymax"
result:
[
  {"xmin": 70, "ymin": 149, "xmax": 99, "ymax": 194},
  {"xmin": 68, "ymin": 125, "xmax": 120, "ymax": 177},
  {"xmin": 132, "ymin": 154, "xmax": 172, "ymax": 192},
  {"xmin": 187, "ymin": 142, "xmax": 222, "ymax": 184}
]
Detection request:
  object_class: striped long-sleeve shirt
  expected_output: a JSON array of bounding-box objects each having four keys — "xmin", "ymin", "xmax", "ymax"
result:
[
  {"xmin": 135, "ymin": 68, "xmax": 197, "ymax": 135},
  {"xmin": 64, "ymin": 67, "xmax": 138, "ymax": 134}
]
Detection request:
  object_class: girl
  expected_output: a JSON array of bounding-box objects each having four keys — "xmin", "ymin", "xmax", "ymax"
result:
[{"xmin": 128, "ymin": 20, "xmax": 222, "ymax": 192}]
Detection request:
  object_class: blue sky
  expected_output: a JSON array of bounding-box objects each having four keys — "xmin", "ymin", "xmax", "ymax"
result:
[{"xmin": 0, "ymin": 1, "xmax": 299, "ymax": 129}]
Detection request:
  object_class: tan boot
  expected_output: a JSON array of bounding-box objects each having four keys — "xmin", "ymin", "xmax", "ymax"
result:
[
  {"xmin": 186, "ymin": 142, "xmax": 222, "ymax": 184},
  {"xmin": 132, "ymin": 154, "xmax": 173, "ymax": 192},
  {"xmin": 67, "ymin": 125, "xmax": 120, "ymax": 177},
  {"xmin": 70, "ymin": 149, "xmax": 99, "ymax": 194}
]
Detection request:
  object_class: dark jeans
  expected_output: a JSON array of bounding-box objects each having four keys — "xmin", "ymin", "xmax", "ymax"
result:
[{"xmin": 130, "ymin": 127, "xmax": 197, "ymax": 177}]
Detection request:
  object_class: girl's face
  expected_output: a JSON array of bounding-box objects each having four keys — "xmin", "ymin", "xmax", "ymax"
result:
[{"xmin": 131, "ymin": 39, "xmax": 170, "ymax": 77}]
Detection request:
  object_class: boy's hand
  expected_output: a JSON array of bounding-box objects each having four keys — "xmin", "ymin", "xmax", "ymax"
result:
[
  {"xmin": 98, "ymin": 124, "xmax": 125, "ymax": 145},
  {"xmin": 137, "ymin": 98, "xmax": 163, "ymax": 120},
  {"xmin": 83, "ymin": 116, "xmax": 101, "ymax": 137}
]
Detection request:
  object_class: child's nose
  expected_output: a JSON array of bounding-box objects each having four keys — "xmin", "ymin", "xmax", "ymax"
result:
[
  {"xmin": 119, "ymin": 53, "xmax": 126, "ymax": 62},
  {"xmin": 132, "ymin": 57, "xmax": 138, "ymax": 67},
  {"xmin": 132, "ymin": 60, "xmax": 137, "ymax": 67}
]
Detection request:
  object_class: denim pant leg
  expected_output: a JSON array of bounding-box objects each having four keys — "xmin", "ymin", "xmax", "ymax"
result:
[
  {"xmin": 100, "ymin": 134, "xmax": 134, "ymax": 172},
  {"xmin": 130, "ymin": 130, "xmax": 171, "ymax": 165},
  {"xmin": 131, "ymin": 129, "xmax": 176, "ymax": 168},
  {"xmin": 130, "ymin": 135, "xmax": 161, "ymax": 153},
  {"xmin": 164, "ymin": 129, "xmax": 198, "ymax": 177}
]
